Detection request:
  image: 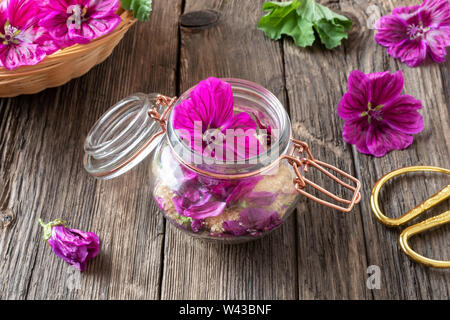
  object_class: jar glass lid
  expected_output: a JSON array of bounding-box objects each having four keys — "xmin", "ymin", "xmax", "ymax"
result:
[{"xmin": 84, "ymin": 93, "xmax": 166, "ymax": 180}]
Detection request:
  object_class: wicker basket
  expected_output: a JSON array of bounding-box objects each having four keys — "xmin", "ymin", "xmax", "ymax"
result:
[{"xmin": 0, "ymin": 7, "xmax": 136, "ymax": 98}]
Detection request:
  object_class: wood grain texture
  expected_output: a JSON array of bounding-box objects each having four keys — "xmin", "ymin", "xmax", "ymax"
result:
[
  {"xmin": 0, "ymin": 0, "xmax": 448, "ymax": 300},
  {"xmin": 348, "ymin": 0, "xmax": 450, "ymax": 300},
  {"xmin": 284, "ymin": 0, "xmax": 448, "ymax": 299},
  {"xmin": 283, "ymin": 6, "xmax": 371, "ymax": 298},
  {"xmin": 160, "ymin": 0, "xmax": 298, "ymax": 300},
  {"xmin": 0, "ymin": 0, "xmax": 181, "ymax": 299}
]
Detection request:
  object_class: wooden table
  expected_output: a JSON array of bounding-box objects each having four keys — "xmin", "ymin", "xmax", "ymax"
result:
[{"xmin": 0, "ymin": 0, "xmax": 449, "ymax": 300}]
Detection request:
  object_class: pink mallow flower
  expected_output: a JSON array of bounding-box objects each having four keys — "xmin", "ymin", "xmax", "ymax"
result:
[
  {"xmin": 172, "ymin": 77, "xmax": 265, "ymax": 161},
  {"xmin": 39, "ymin": 0, "xmax": 121, "ymax": 47},
  {"xmin": 0, "ymin": 0, "xmax": 57, "ymax": 70},
  {"xmin": 222, "ymin": 208, "xmax": 282, "ymax": 237},
  {"xmin": 39, "ymin": 218, "xmax": 100, "ymax": 271},
  {"xmin": 337, "ymin": 70, "xmax": 424, "ymax": 157},
  {"xmin": 375, "ymin": 0, "xmax": 450, "ymax": 67}
]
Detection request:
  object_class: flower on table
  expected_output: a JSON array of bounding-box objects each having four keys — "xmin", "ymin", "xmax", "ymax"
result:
[
  {"xmin": 222, "ymin": 208, "xmax": 282, "ymax": 237},
  {"xmin": 38, "ymin": 0, "xmax": 122, "ymax": 47},
  {"xmin": 0, "ymin": 0, "xmax": 55, "ymax": 70},
  {"xmin": 39, "ymin": 218, "xmax": 100, "ymax": 272},
  {"xmin": 337, "ymin": 70, "xmax": 423, "ymax": 157},
  {"xmin": 375, "ymin": 0, "xmax": 450, "ymax": 67}
]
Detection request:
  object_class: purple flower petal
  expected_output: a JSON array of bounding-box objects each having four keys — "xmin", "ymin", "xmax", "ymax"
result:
[
  {"xmin": 342, "ymin": 117, "xmax": 371, "ymax": 155},
  {"xmin": 35, "ymin": 27, "xmax": 60, "ymax": 55},
  {"xmin": 0, "ymin": 42, "xmax": 46, "ymax": 70},
  {"xmin": 375, "ymin": 15, "xmax": 408, "ymax": 47},
  {"xmin": 0, "ymin": 0, "xmax": 52, "ymax": 70},
  {"xmin": 374, "ymin": 0, "xmax": 450, "ymax": 67},
  {"xmin": 244, "ymin": 191, "xmax": 277, "ymax": 206},
  {"xmin": 6, "ymin": 0, "xmax": 39, "ymax": 28},
  {"xmin": 367, "ymin": 70, "xmax": 404, "ymax": 107},
  {"xmin": 222, "ymin": 112, "xmax": 256, "ymax": 130},
  {"xmin": 382, "ymin": 95, "xmax": 424, "ymax": 134},
  {"xmin": 41, "ymin": 221, "xmax": 100, "ymax": 272},
  {"xmin": 338, "ymin": 70, "xmax": 423, "ymax": 157},
  {"xmin": 366, "ymin": 121, "xmax": 414, "ymax": 157},
  {"xmin": 38, "ymin": 0, "xmax": 121, "ymax": 45},
  {"xmin": 180, "ymin": 166, "xmax": 198, "ymax": 182},
  {"xmin": 173, "ymin": 99, "xmax": 201, "ymax": 141},
  {"xmin": 388, "ymin": 39, "xmax": 428, "ymax": 67},
  {"xmin": 173, "ymin": 191, "xmax": 212, "ymax": 215},
  {"xmin": 425, "ymin": 27, "xmax": 450, "ymax": 63},
  {"xmin": 191, "ymin": 219, "xmax": 204, "ymax": 232},
  {"xmin": 190, "ymin": 77, "xmax": 234, "ymax": 128},
  {"xmin": 155, "ymin": 196, "xmax": 166, "ymax": 211},
  {"xmin": 39, "ymin": 11, "xmax": 73, "ymax": 46},
  {"xmin": 222, "ymin": 220, "xmax": 247, "ymax": 236},
  {"xmin": 184, "ymin": 201, "xmax": 226, "ymax": 219},
  {"xmin": 337, "ymin": 93, "xmax": 369, "ymax": 120},
  {"xmin": 392, "ymin": 4, "xmax": 420, "ymax": 19},
  {"xmin": 225, "ymin": 176, "xmax": 263, "ymax": 204},
  {"xmin": 337, "ymin": 70, "xmax": 371, "ymax": 120},
  {"xmin": 69, "ymin": 14, "xmax": 121, "ymax": 43},
  {"xmin": 172, "ymin": 77, "xmax": 265, "ymax": 159},
  {"xmin": 89, "ymin": 0, "xmax": 120, "ymax": 19},
  {"xmin": 421, "ymin": 0, "xmax": 450, "ymax": 28},
  {"xmin": 223, "ymin": 208, "xmax": 282, "ymax": 237}
]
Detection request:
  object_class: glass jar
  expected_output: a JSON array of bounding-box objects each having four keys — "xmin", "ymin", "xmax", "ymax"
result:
[{"xmin": 84, "ymin": 78, "xmax": 361, "ymax": 243}]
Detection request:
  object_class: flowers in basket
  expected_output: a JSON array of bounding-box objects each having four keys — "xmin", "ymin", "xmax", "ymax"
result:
[{"xmin": 0, "ymin": 0, "xmax": 152, "ymax": 70}]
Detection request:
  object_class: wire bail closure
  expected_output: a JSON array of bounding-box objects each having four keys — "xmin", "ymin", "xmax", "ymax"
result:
[
  {"xmin": 148, "ymin": 95, "xmax": 178, "ymax": 134},
  {"xmin": 282, "ymin": 138, "xmax": 361, "ymax": 213},
  {"xmin": 148, "ymin": 98, "xmax": 361, "ymax": 213}
]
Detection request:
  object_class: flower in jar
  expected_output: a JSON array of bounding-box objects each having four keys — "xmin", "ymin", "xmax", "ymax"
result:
[
  {"xmin": 38, "ymin": 0, "xmax": 122, "ymax": 47},
  {"xmin": 170, "ymin": 167, "xmax": 267, "ymax": 229},
  {"xmin": 172, "ymin": 77, "xmax": 265, "ymax": 161},
  {"xmin": 337, "ymin": 70, "xmax": 424, "ymax": 157},
  {"xmin": 374, "ymin": 0, "xmax": 450, "ymax": 67},
  {"xmin": 199, "ymin": 174, "xmax": 263, "ymax": 205},
  {"xmin": 39, "ymin": 218, "xmax": 100, "ymax": 271},
  {"xmin": 222, "ymin": 208, "xmax": 282, "ymax": 237},
  {"xmin": 172, "ymin": 180, "xmax": 226, "ymax": 220},
  {"xmin": 0, "ymin": 0, "xmax": 57, "ymax": 70}
]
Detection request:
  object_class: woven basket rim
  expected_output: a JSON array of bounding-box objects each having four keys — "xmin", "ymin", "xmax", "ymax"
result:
[{"xmin": 0, "ymin": 7, "xmax": 136, "ymax": 76}]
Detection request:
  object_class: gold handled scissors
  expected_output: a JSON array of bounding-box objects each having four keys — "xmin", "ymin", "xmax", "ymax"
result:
[{"xmin": 370, "ymin": 166, "xmax": 450, "ymax": 268}]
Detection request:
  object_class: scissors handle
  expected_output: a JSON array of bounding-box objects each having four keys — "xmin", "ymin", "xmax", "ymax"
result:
[
  {"xmin": 370, "ymin": 166, "xmax": 450, "ymax": 227},
  {"xmin": 370, "ymin": 166, "xmax": 450, "ymax": 268},
  {"xmin": 399, "ymin": 210, "xmax": 450, "ymax": 268}
]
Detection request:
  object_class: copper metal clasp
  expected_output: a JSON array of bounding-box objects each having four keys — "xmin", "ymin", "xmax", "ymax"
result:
[
  {"xmin": 283, "ymin": 138, "xmax": 361, "ymax": 213},
  {"xmin": 148, "ymin": 94, "xmax": 177, "ymax": 133}
]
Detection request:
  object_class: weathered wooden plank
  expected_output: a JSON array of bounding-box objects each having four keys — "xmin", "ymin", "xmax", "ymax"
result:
[
  {"xmin": 0, "ymin": 0, "xmax": 447, "ymax": 301},
  {"xmin": 349, "ymin": 0, "xmax": 450, "ymax": 300},
  {"xmin": 284, "ymin": 0, "xmax": 448, "ymax": 299},
  {"xmin": 160, "ymin": 0, "xmax": 299, "ymax": 299},
  {"xmin": 0, "ymin": 0, "xmax": 181, "ymax": 299},
  {"xmin": 282, "ymin": 0, "xmax": 373, "ymax": 300}
]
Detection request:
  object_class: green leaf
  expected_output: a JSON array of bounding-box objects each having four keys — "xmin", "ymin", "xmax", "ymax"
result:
[
  {"xmin": 121, "ymin": 0, "xmax": 153, "ymax": 21},
  {"xmin": 314, "ymin": 20, "xmax": 348, "ymax": 49},
  {"xmin": 257, "ymin": 0, "xmax": 352, "ymax": 49}
]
